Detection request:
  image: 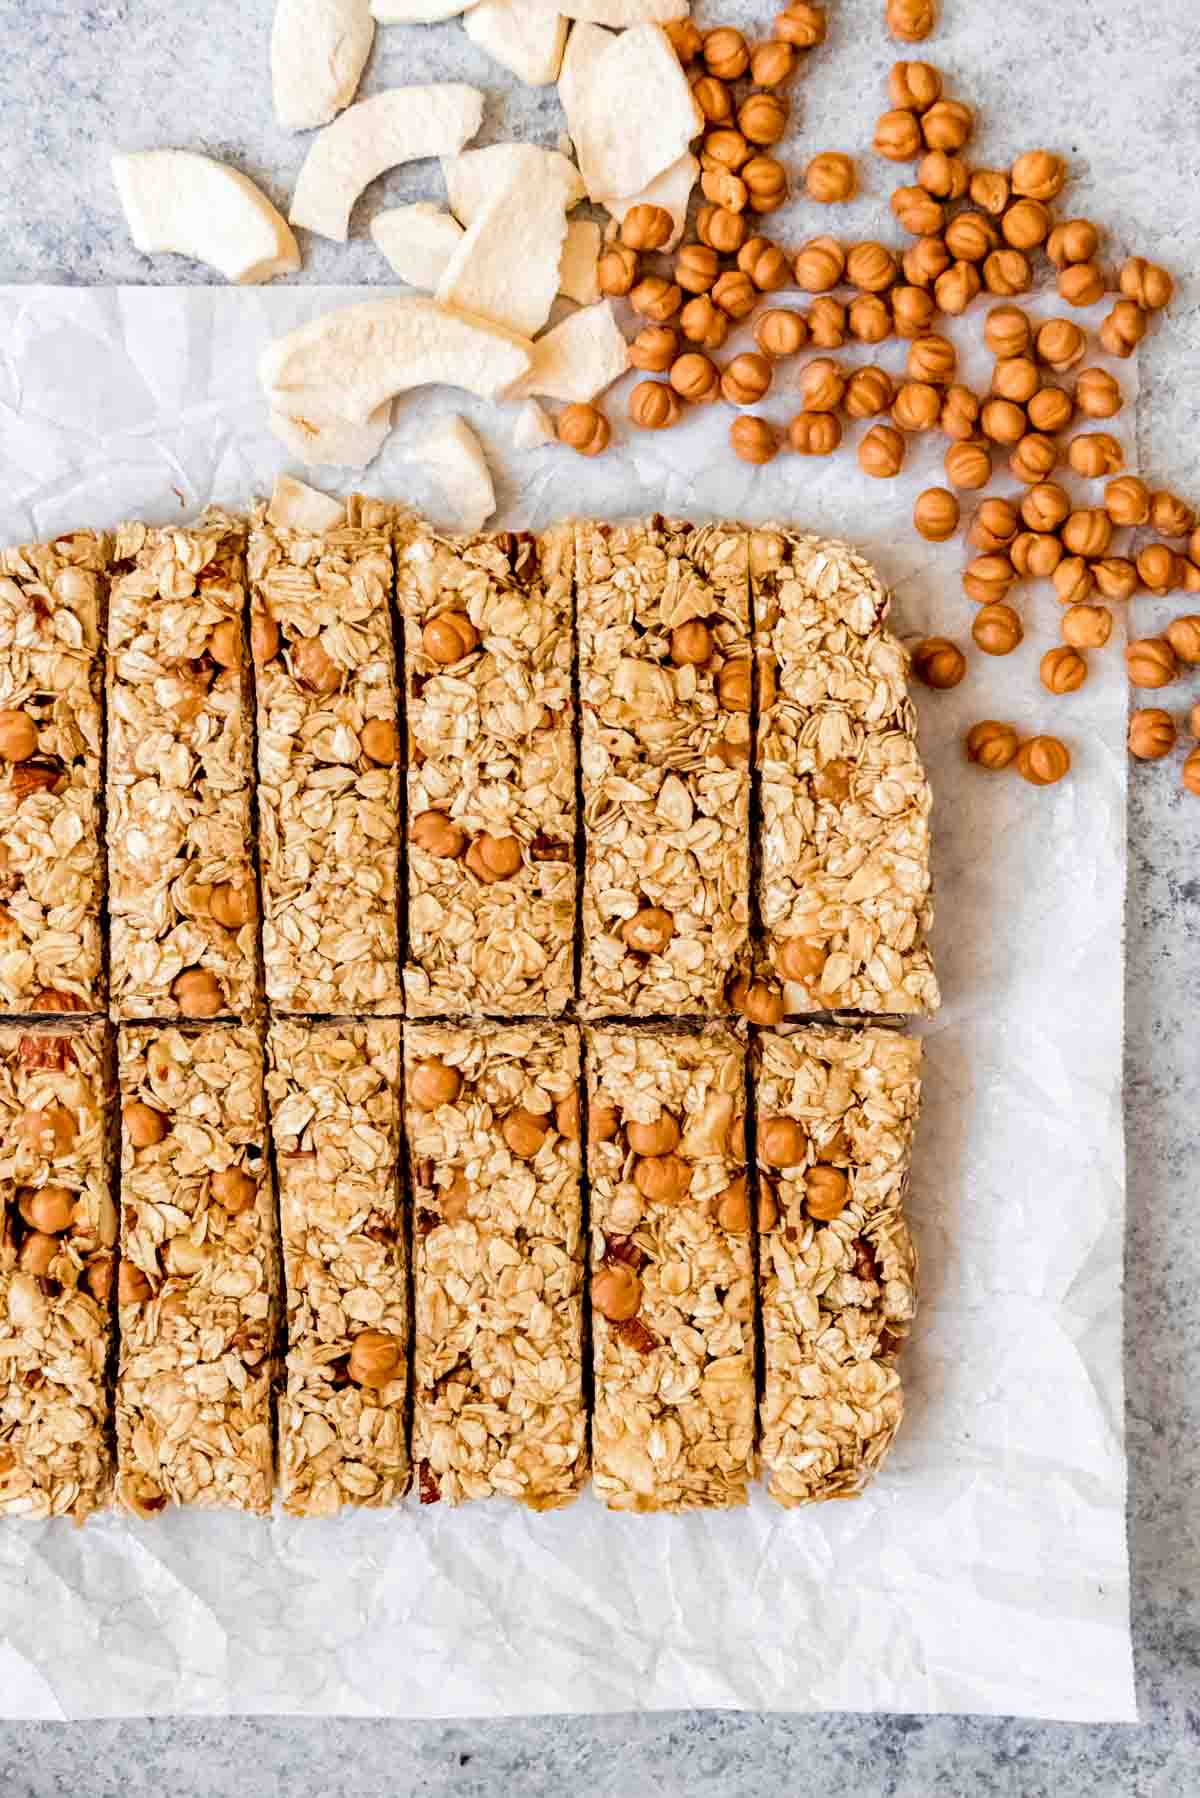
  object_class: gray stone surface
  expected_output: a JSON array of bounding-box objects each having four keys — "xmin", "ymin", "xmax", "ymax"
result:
[{"xmin": 0, "ymin": 0, "xmax": 1197, "ymax": 1789}]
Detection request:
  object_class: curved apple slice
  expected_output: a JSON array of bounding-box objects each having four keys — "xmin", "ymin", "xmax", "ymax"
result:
[
  {"xmin": 260, "ymin": 296, "xmax": 532, "ymax": 426},
  {"xmin": 272, "ymin": 0, "xmax": 374, "ymax": 131},
  {"xmin": 112, "ymin": 151, "xmax": 300, "ymax": 285},
  {"xmin": 289, "ymin": 85, "xmax": 484, "ymax": 242},
  {"xmin": 269, "ymin": 402, "xmax": 394, "ymax": 469}
]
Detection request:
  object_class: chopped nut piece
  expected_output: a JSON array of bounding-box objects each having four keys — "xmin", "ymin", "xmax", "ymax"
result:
[
  {"xmin": 115, "ymin": 1024, "xmax": 278, "ymax": 1516},
  {"xmin": 407, "ymin": 1023, "xmax": 585, "ymax": 1510},
  {"xmin": 251, "ymin": 499, "xmax": 402, "ymax": 1014},
  {"xmin": 756, "ymin": 1026, "xmax": 921, "ymax": 1505},
  {"xmin": 588, "ymin": 1026, "xmax": 755, "ymax": 1512},
  {"xmin": 0, "ymin": 1022, "xmax": 113, "ymax": 1522},
  {"xmin": 578, "ymin": 521, "xmax": 751, "ymax": 1017},
  {"xmin": 267, "ymin": 1021, "xmax": 408, "ymax": 1516}
]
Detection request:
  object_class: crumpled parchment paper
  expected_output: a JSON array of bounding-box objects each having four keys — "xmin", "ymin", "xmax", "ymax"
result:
[{"xmin": 0, "ymin": 285, "xmax": 1134, "ymax": 1721}]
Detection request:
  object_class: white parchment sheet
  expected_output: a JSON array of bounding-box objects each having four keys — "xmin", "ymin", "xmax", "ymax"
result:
[{"xmin": 0, "ymin": 287, "xmax": 1134, "ymax": 1721}]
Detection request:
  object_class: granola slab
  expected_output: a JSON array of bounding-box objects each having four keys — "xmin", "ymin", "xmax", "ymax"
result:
[
  {"xmin": 0, "ymin": 532, "xmax": 108, "ymax": 1015},
  {"xmin": 115, "ymin": 1024, "xmax": 278, "ymax": 1516},
  {"xmin": 577, "ymin": 519, "xmax": 752, "ymax": 1017},
  {"xmin": 0, "ymin": 1023, "xmax": 114, "ymax": 1522},
  {"xmin": 250, "ymin": 498, "xmax": 402, "ymax": 1014},
  {"xmin": 755, "ymin": 1024, "xmax": 922, "ymax": 1506},
  {"xmin": 267, "ymin": 1019, "xmax": 409, "ymax": 1517},
  {"xmin": 406, "ymin": 1022, "xmax": 585, "ymax": 1509},
  {"xmin": 396, "ymin": 523, "xmax": 576, "ymax": 1017},
  {"xmin": 107, "ymin": 514, "xmax": 259, "ymax": 1020},
  {"xmin": 587, "ymin": 1025, "xmax": 756, "ymax": 1512},
  {"xmin": 751, "ymin": 528, "xmax": 939, "ymax": 1016}
]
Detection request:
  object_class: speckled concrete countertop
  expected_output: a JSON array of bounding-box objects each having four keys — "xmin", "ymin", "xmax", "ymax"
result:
[{"xmin": 0, "ymin": 0, "xmax": 1197, "ymax": 1791}]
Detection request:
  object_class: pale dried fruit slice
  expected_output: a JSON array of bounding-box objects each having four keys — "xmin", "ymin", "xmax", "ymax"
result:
[
  {"xmin": 436, "ymin": 153, "xmax": 570, "ymax": 337},
  {"xmin": 442, "ymin": 142, "xmax": 584, "ymax": 225},
  {"xmin": 465, "ymin": 0, "xmax": 568, "ymax": 84},
  {"xmin": 261, "ymin": 296, "xmax": 532, "ymax": 424},
  {"xmin": 557, "ymin": 19, "xmax": 612, "ymax": 123},
  {"xmin": 289, "ymin": 85, "xmax": 484, "ymax": 242},
  {"xmin": 269, "ymin": 401, "xmax": 394, "ymax": 468},
  {"xmin": 508, "ymin": 299, "xmax": 629, "ymax": 403},
  {"xmin": 112, "ymin": 151, "xmax": 301, "ymax": 284},
  {"xmin": 559, "ymin": 217, "xmax": 601, "ymax": 303},
  {"xmin": 561, "ymin": 22, "xmax": 701, "ymax": 201},
  {"xmin": 272, "ymin": 0, "xmax": 374, "ymax": 130},
  {"xmin": 267, "ymin": 474, "xmax": 348, "ymax": 531},
  {"xmin": 372, "ymin": 0, "xmax": 475, "ymax": 17},
  {"xmin": 537, "ymin": 0, "xmax": 685, "ymax": 20},
  {"xmin": 400, "ymin": 414, "xmax": 495, "ymax": 530},
  {"xmin": 370, "ymin": 203, "xmax": 464, "ymax": 287},
  {"xmin": 512, "ymin": 398, "xmax": 557, "ymax": 449},
  {"xmin": 605, "ymin": 150, "xmax": 697, "ymax": 252}
]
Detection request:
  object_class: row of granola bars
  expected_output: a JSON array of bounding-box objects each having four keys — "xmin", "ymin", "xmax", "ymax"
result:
[
  {"xmin": 0, "ymin": 511, "xmax": 938, "ymax": 1023},
  {"xmin": 0, "ymin": 1016, "xmax": 921, "ymax": 1522}
]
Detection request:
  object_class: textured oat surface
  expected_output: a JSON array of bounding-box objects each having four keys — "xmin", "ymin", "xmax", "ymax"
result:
[
  {"xmin": 107, "ymin": 514, "xmax": 259, "ymax": 1020},
  {"xmin": 267, "ymin": 1019, "xmax": 409, "ymax": 1518},
  {"xmin": 587, "ymin": 1025, "xmax": 756, "ymax": 1513},
  {"xmin": 752, "ymin": 529, "xmax": 939, "ymax": 1018},
  {"xmin": 397, "ymin": 522, "xmax": 576, "ymax": 1018},
  {"xmin": 406, "ymin": 1022, "xmax": 585, "ymax": 1510},
  {"xmin": 0, "ymin": 1022, "xmax": 113, "ymax": 1522},
  {"xmin": 115, "ymin": 1024, "xmax": 277, "ymax": 1517},
  {"xmin": 754, "ymin": 1025, "xmax": 921, "ymax": 1507},
  {"xmin": 0, "ymin": 532, "xmax": 107, "ymax": 1015},
  {"xmin": 578, "ymin": 520, "xmax": 752, "ymax": 1017},
  {"xmin": 250, "ymin": 498, "xmax": 402, "ymax": 1015}
]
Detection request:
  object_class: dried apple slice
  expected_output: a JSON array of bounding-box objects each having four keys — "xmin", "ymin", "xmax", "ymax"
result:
[
  {"xmin": 436, "ymin": 152, "xmax": 569, "ymax": 338},
  {"xmin": 536, "ymin": 0, "xmax": 686, "ymax": 18},
  {"xmin": 266, "ymin": 476, "xmax": 348, "ymax": 532},
  {"xmin": 401, "ymin": 414, "xmax": 495, "ymax": 531},
  {"xmin": 512, "ymin": 399, "xmax": 556, "ymax": 450},
  {"xmin": 289, "ymin": 85, "xmax": 484, "ymax": 242},
  {"xmin": 112, "ymin": 151, "xmax": 300, "ymax": 285},
  {"xmin": 604, "ymin": 150, "xmax": 697, "ymax": 251},
  {"xmin": 441, "ymin": 143, "xmax": 584, "ymax": 225},
  {"xmin": 507, "ymin": 300, "xmax": 629, "ymax": 403},
  {"xmin": 370, "ymin": 204, "xmax": 464, "ymax": 287},
  {"xmin": 371, "ymin": 0, "xmax": 475, "ymax": 18},
  {"xmin": 464, "ymin": 0, "xmax": 568, "ymax": 86},
  {"xmin": 261, "ymin": 296, "xmax": 533, "ymax": 425},
  {"xmin": 558, "ymin": 218, "xmax": 601, "ymax": 304},
  {"xmin": 269, "ymin": 402, "xmax": 394, "ymax": 469},
  {"xmin": 561, "ymin": 22, "xmax": 701, "ymax": 201},
  {"xmin": 271, "ymin": 0, "xmax": 374, "ymax": 130}
]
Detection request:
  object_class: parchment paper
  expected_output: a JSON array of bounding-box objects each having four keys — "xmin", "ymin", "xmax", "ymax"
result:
[{"xmin": 0, "ymin": 285, "xmax": 1134, "ymax": 1721}]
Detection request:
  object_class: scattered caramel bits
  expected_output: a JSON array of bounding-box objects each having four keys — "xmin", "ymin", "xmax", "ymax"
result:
[
  {"xmin": 966, "ymin": 721, "xmax": 1019, "ymax": 770},
  {"xmin": 774, "ymin": 0, "xmax": 827, "ymax": 48},
  {"xmin": 730, "ymin": 416, "xmax": 778, "ymax": 464},
  {"xmin": 1119, "ymin": 256, "xmax": 1174, "ymax": 311},
  {"xmin": 910, "ymin": 636, "xmax": 966, "ymax": 689},
  {"xmin": 886, "ymin": 0, "xmax": 935, "ymax": 41},
  {"xmin": 913, "ymin": 486, "xmax": 960, "ymax": 540},
  {"xmin": 805, "ymin": 151, "xmax": 857, "ymax": 202},
  {"xmin": 889, "ymin": 59, "xmax": 941, "ymax": 109},
  {"xmin": 1125, "ymin": 637, "xmax": 1178, "ymax": 689},
  {"xmin": 1128, "ymin": 708, "xmax": 1177, "ymax": 761},
  {"xmin": 1016, "ymin": 735, "xmax": 1071, "ymax": 786},
  {"xmin": 557, "ymin": 403, "xmax": 610, "ymax": 457}
]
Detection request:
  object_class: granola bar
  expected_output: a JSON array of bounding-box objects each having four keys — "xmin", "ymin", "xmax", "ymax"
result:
[
  {"xmin": 106, "ymin": 514, "xmax": 259, "ymax": 1020},
  {"xmin": 751, "ymin": 528, "xmax": 939, "ymax": 1016},
  {"xmin": 0, "ymin": 532, "xmax": 108, "ymax": 1014},
  {"xmin": 115, "ymin": 1023, "xmax": 278, "ymax": 1516},
  {"xmin": 755, "ymin": 1024, "xmax": 922, "ymax": 1506},
  {"xmin": 396, "ymin": 524, "xmax": 576, "ymax": 1017},
  {"xmin": 577, "ymin": 519, "xmax": 752, "ymax": 1017},
  {"xmin": 406, "ymin": 1022, "xmax": 585, "ymax": 1509},
  {"xmin": 250, "ymin": 499, "xmax": 402, "ymax": 1014},
  {"xmin": 266, "ymin": 1019, "xmax": 409, "ymax": 1516},
  {"xmin": 0, "ymin": 1023, "xmax": 114, "ymax": 1522},
  {"xmin": 587, "ymin": 1025, "xmax": 756, "ymax": 1512}
]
